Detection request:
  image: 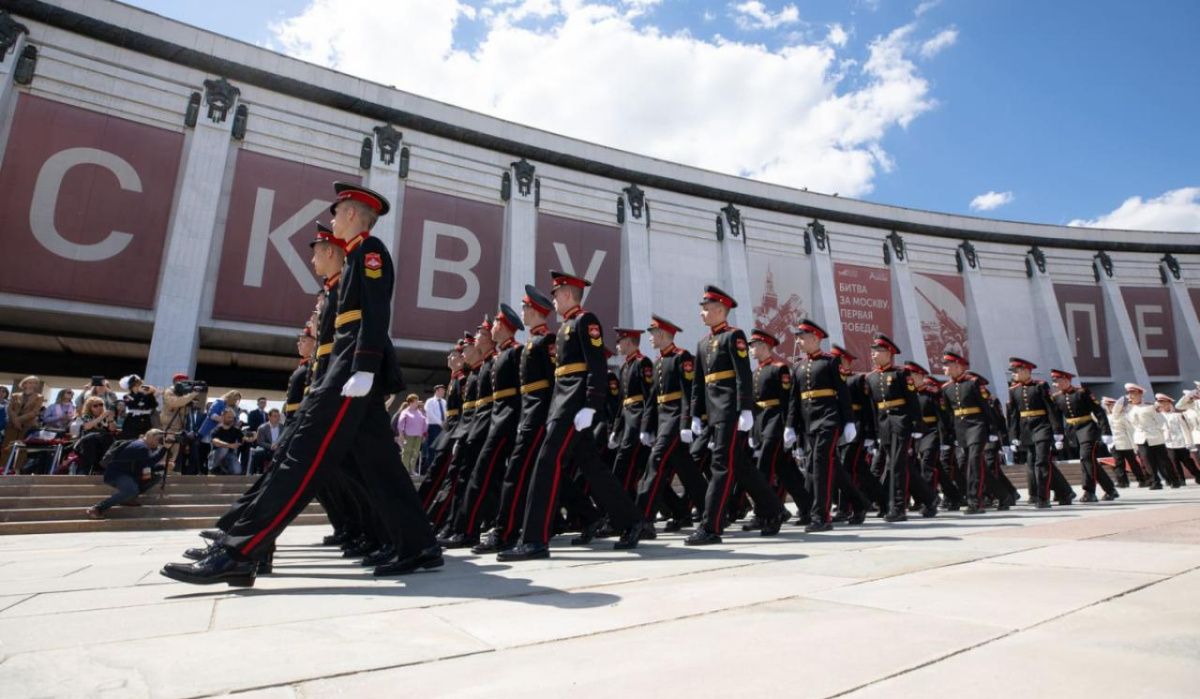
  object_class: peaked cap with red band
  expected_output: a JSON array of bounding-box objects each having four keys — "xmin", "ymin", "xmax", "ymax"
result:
[
  {"xmin": 748, "ymin": 328, "xmax": 779, "ymax": 347},
  {"xmin": 1049, "ymin": 368, "xmax": 1074, "ymax": 380},
  {"xmin": 478, "ymin": 315, "xmax": 493, "ymax": 332},
  {"xmin": 942, "ymin": 350, "xmax": 968, "ymax": 366},
  {"xmin": 461, "ymin": 331, "xmax": 476, "ymax": 346},
  {"xmin": 308, "ymin": 222, "xmax": 340, "ymax": 249},
  {"xmin": 1124, "ymin": 383, "xmax": 1144, "ymax": 393},
  {"xmin": 549, "ymin": 270, "xmax": 591, "ymax": 290},
  {"xmin": 871, "ymin": 332, "xmax": 901, "ymax": 355},
  {"xmin": 329, "ymin": 182, "xmax": 390, "ymax": 217},
  {"xmin": 795, "ymin": 318, "xmax": 828, "ymax": 339},
  {"xmin": 647, "ymin": 315, "xmax": 681, "ymax": 335},
  {"xmin": 496, "ymin": 303, "xmax": 524, "ymax": 333},
  {"xmin": 522, "ymin": 284, "xmax": 553, "ymax": 316},
  {"xmin": 1008, "ymin": 356, "xmax": 1036, "ymax": 371},
  {"xmin": 614, "ymin": 328, "xmax": 643, "ymax": 341},
  {"xmin": 904, "ymin": 361, "xmax": 929, "ymax": 376},
  {"xmin": 699, "ymin": 284, "xmax": 737, "ymax": 309},
  {"xmin": 830, "ymin": 343, "xmax": 855, "ymax": 361}
]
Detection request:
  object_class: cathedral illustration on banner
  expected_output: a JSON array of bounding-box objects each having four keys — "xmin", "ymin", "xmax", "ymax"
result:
[{"xmin": 753, "ymin": 266, "xmax": 808, "ymax": 360}]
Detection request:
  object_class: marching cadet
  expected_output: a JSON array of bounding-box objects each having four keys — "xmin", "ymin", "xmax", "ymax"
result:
[
  {"xmin": 745, "ymin": 329, "xmax": 809, "ymax": 528},
  {"xmin": 430, "ymin": 333, "xmax": 480, "ymax": 530},
  {"xmin": 499, "ymin": 271, "xmax": 644, "ymax": 560},
  {"xmin": 1103, "ymin": 395, "xmax": 1149, "ymax": 487},
  {"xmin": 684, "ymin": 286, "xmax": 785, "ymax": 544},
  {"xmin": 609, "ymin": 328, "xmax": 654, "ymax": 497},
  {"xmin": 634, "ymin": 315, "xmax": 709, "ymax": 535},
  {"xmin": 787, "ymin": 319, "xmax": 857, "ymax": 532},
  {"xmin": 907, "ymin": 362, "xmax": 961, "ymax": 510},
  {"xmin": 419, "ymin": 340, "xmax": 466, "ymax": 518},
  {"xmin": 1006, "ymin": 357, "xmax": 1062, "ymax": 508},
  {"xmin": 445, "ymin": 305, "xmax": 525, "ymax": 548},
  {"xmin": 831, "ymin": 345, "xmax": 878, "ymax": 523},
  {"xmin": 864, "ymin": 334, "xmax": 938, "ymax": 521},
  {"xmin": 1050, "ymin": 368, "xmax": 1119, "ymax": 501},
  {"xmin": 600, "ymin": 352, "xmax": 622, "ymax": 462},
  {"xmin": 163, "ymin": 182, "xmax": 440, "ymax": 585},
  {"xmin": 981, "ymin": 379, "xmax": 1021, "ymax": 509},
  {"xmin": 474, "ymin": 286, "xmax": 556, "ymax": 554},
  {"xmin": 941, "ymin": 351, "xmax": 1002, "ymax": 515},
  {"xmin": 1113, "ymin": 384, "xmax": 1178, "ymax": 488}
]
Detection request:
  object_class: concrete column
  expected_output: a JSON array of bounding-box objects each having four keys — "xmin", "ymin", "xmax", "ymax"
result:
[
  {"xmin": 717, "ymin": 207, "xmax": 753, "ymax": 330},
  {"xmin": 958, "ymin": 247, "xmax": 1011, "ymax": 403},
  {"xmin": 1093, "ymin": 257, "xmax": 1151, "ymax": 396},
  {"xmin": 618, "ymin": 186, "xmax": 653, "ymax": 356},
  {"xmin": 1161, "ymin": 260, "xmax": 1200, "ymax": 395},
  {"xmin": 0, "ymin": 24, "xmax": 29, "ymax": 167},
  {"xmin": 809, "ymin": 236, "xmax": 844, "ymax": 347},
  {"xmin": 886, "ymin": 241, "xmax": 929, "ymax": 369},
  {"xmin": 144, "ymin": 82, "xmax": 239, "ymax": 387},
  {"xmin": 499, "ymin": 161, "xmax": 538, "ymax": 311},
  {"xmin": 1026, "ymin": 251, "xmax": 1078, "ymax": 375}
]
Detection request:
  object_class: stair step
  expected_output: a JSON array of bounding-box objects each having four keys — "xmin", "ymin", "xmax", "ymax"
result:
[
  {"xmin": 0, "ymin": 483, "xmax": 263, "ymax": 496},
  {"xmin": 0, "ymin": 512, "xmax": 329, "ymax": 535},
  {"xmin": 0, "ymin": 475, "xmax": 259, "ymax": 485},
  {"xmin": 0, "ymin": 494, "xmax": 248, "ymax": 508},
  {"xmin": 0, "ymin": 502, "xmax": 322, "ymax": 523}
]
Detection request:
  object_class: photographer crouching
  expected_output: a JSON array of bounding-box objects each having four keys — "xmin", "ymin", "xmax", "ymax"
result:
[{"xmin": 85, "ymin": 429, "xmax": 171, "ymax": 519}]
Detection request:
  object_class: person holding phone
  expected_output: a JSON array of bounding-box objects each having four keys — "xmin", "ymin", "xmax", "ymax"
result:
[{"xmin": 75, "ymin": 396, "xmax": 117, "ymax": 475}]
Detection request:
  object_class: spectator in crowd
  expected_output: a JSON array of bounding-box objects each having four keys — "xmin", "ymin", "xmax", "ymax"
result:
[
  {"xmin": 250, "ymin": 408, "xmax": 283, "ymax": 474},
  {"xmin": 2, "ymin": 376, "xmax": 44, "ymax": 468},
  {"xmin": 207, "ymin": 408, "xmax": 246, "ymax": 475},
  {"xmin": 422, "ymin": 384, "xmax": 447, "ymax": 475},
  {"xmin": 198, "ymin": 391, "xmax": 241, "ymax": 468},
  {"xmin": 241, "ymin": 397, "xmax": 268, "ymax": 472},
  {"xmin": 0, "ymin": 385, "xmax": 9, "ymax": 434},
  {"xmin": 76, "ymin": 377, "xmax": 119, "ymax": 414},
  {"xmin": 159, "ymin": 373, "xmax": 205, "ymax": 474},
  {"xmin": 42, "ymin": 389, "xmax": 76, "ymax": 432},
  {"xmin": 85, "ymin": 429, "xmax": 169, "ymax": 519},
  {"xmin": 394, "ymin": 393, "xmax": 427, "ymax": 474},
  {"xmin": 119, "ymin": 374, "xmax": 158, "ymax": 439},
  {"xmin": 75, "ymin": 396, "xmax": 117, "ymax": 475},
  {"xmin": 113, "ymin": 401, "xmax": 128, "ymax": 432}
]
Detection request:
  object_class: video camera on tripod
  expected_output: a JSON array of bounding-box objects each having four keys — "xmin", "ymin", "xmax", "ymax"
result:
[{"xmin": 173, "ymin": 379, "xmax": 208, "ymax": 397}]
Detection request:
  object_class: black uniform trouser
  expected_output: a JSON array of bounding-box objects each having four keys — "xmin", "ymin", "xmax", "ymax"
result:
[
  {"xmin": 1137, "ymin": 443, "xmax": 1176, "ymax": 486},
  {"xmin": 494, "ymin": 421, "xmax": 549, "ymax": 542},
  {"xmin": 440, "ymin": 433, "xmax": 485, "ymax": 530},
  {"xmin": 1112, "ymin": 449, "xmax": 1148, "ymax": 483},
  {"xmin": 453, "ymin": 421, "xmax": 518, "ymax": 538},
  {"xmin": 635, "ymin": 428, "xmax": 708, "ymax": 521},
  {"xmin": 1079, "ymin": 440, "xmax": 1117, "ymax": 495},
  {"xmin": 1024, "ymin": 439, "xmax": 1053, "ymax": 503},
  {"xmin": 876, "ymin": 429, "xmax": 937, "ymax": 513},
  {"xmin": 757, "ymin": 436, "xmax": 807, "ymax": 513},
  {"xmin": 220, "ymin": 388, "xmax": 434, "ymax": 560},
  {"xmin": 701, "ymin": 422, "xmax": 781, "ymax": 533},
  {"xmin": 1176, "ymin": 448, "xmax": 1200, "ymax": 481},
  {"xmin": 986, "ymin": 444, "xmax": 1017, "ymax": 504},
  {"xmin": 519, "ymin": 417, "xmax": 638, "ymax": 547},
  {"xmin": 838, "ymin": 438, "xmax": 879, "ymax": 515},
  {"xmin": 957, "ymin": 440, "xmax": 990, "ymax": 508},
  {"xmin": 419, "ymin": 439, "xmax": 456, "ymax": 517},
  {"xmin": 803, "ymin": 426, "xmax": 842, "ymax": 525},
  {"xmin": 612, "ymin": 431, "xmax": 650, "ymax": 498}
]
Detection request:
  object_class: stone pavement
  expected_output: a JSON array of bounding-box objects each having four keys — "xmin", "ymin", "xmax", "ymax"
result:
[{"xmin": 1, "ymin": 487, "xmax": 1198, "ymax": 699}]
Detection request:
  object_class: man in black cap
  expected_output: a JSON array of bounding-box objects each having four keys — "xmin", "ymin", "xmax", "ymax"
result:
[
  {"xmin": 907, "ymin": 363, "xmax": 962, "ymax": 510},
  {"xmin": 941, "ymin": 352, "xmax": 1004, "ymax": 515},
  {"xmin": 683, "ymin": 286, "xmax": 784, "ymax": 544},
  {"xmin": 474, "ymin": 286, "xmax": 556, "ymax": 553},
  {"xmin": 745, "ymin": 329, "xmax": 809, "ymax": 528},
  {"xmin": 1049, "ymin": 368, "xmax": 1119, "ymax": 502},
  {"xmin": 1007, "ymin": 357, "xmax": 1062, "ymax": 508},
  {"xmin": 787, "ymin": 319, "xmax": 857, "ymax": 532},
  {"xmin": 865, "ymin": 334, "xmax": 938, "ymax": 521},
  {"xmin": 429, "ymin": 333, "xmax": 482, "ymax": 530},
  {"xmin": 444, "ymin": 305, "xmax": 525, "ymax": 548},
  {"xmin": 831, "ymin": 344, "xmax": 881, "ymax": 522},
  {"xmin": 634, "ymin": 315, "xmax": 709, "ymax": 534},
  {"xmin": 419, "ymin": 340, "xmax": 466, "ymax": 520},
  {"xmin": 163, "ymin": 182, "xmax": 441, "ymax": 585},
  {"xmin": 608, "ymin": 328, "xmax": 654, "ymax": 498},
  {"xmin": 499, "ymin": 271, "xmax": 643, "ymax": 560}
]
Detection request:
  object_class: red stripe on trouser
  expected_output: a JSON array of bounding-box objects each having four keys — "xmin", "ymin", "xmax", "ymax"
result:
[
  {"xmin": 466, "ymin": 436, "xmax": 508, "ymax": 533},
  {"xmin": 422, "ymin": 450, "xmax": 453, "ymax": 510},
  {"xmin": 541, "ymin": 426, "xmax": 575, "ymax": 543},
  {"xmin": 645, "ymin": 435, "xmax": 679, "ymax": 518},
  {"xmin": 503, "ymin": 425, "xmax": 544, "ymax": 540},
  {"xmin": 434, "ymin": 481, "xmax": 457, "ymax": 527},
  {"xmin": 824, "ymin": 429, "xmax": 840, "ymax": 522},
  {"xmin": 623, "ymin": 442, "xmax": 641, "ymax": 492},
  {"xmin": 712, "ymin": 429, "xmax": 740, "ymax": 534},
  {"xmin": 242, "ymin": 397, "xmax": 352, "ymax": 555}
]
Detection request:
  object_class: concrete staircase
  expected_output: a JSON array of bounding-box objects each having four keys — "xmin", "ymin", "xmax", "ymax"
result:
[{"xmin": 0, "ymin": 475, "xmax": 327, "ymax": 535}]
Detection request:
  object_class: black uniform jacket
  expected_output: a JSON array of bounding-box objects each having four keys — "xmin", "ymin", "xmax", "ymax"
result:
[
  {"xmin": 1052, "ymin": 386, "xmax": 1109, "ymax": 445},
  {"xmin": 787, "ymin": 350, "xmax": 852, "ymax": 435},
  {"xmin": 518, "ymin": 326, "xmax": 555, "ymax": 427},
  {"xmin": 549, "ymin": 306, "xmax": 608, "ymax": 420},
  {"xmin": 942, "ymin": 374, "xmax": 998, "ymax": 447},
  {"xmin": 753, "ymin": 359, "xmax": 791, "ymax": 442},
  {"xmin": 330, "ymin": 233, "xmax": 403, "ymax": 393},
  {"xmin": 1007, "ymin": 379, "xmax": 1061, "ymax": 445},
  {"xmin": 489, "ymin": 339, "xmax": 523, "ymax": 429},
  {"xmin": 688, "ymin": 321, "xmax": 754, "ymax": 426},
  {"xmin": 866, "ymin": 365, "xmax": 923, "ymax": 439},
  {"xmin": 642, "ymin": 343, "xmax": 695, "ymax": 436},
  {"xmin": 844, "ymin": 372, "xmax": 876, "ymax": 442}
]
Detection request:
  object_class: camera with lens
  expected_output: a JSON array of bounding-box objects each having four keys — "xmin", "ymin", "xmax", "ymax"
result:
[{"xmin": 174, "ymin": 379, "xmax": 208, "ymax": 396}]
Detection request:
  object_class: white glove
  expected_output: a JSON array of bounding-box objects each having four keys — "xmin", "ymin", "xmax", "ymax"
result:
[
  {"xmin": 1002, "ymin": 446, "xmax": 1014, "ymax": 464},
  {"xmin": 1054, "ymin": 433, "xmax": 1063, "ymax": 444},
  {"xmin": 864, "ymin": 438, "xmax": 875, "ymax": 449},
  {"xmin": 1054, "ymin": 440, "xmax": 1063, "ymax": 451},
  {"xmin": 452, "ymin": 441, "xmax": 459, "ymax": 457},
  {"xmin": 939, "ymin": 444, "xmax": 950, "ymax": 455},
  {"xmin": 690, "ymin": 417, "xmax": 702, "ymax": 434},
  {"xmin": 783, "ymin": 427, "xmax": 797, "ymax": 448},
  {"xmin": 843, "ymin": 422, "xmax": 858, "ymax": 443},
  {"xmin": 911, "ymin": 432, "xmax": 923, "ymax": 440},
  {"xmin": 639, "ymin": 431, "xmax": 653, "ymax": 447},
  {"xmin": 573, "ymin": 408, "xmax": 596, "ymax": 431},
  {"xmin": 737, "ymin": 410, "xmax": 753, "ymax": 432},
  {"xmin": 341, "ymin": 371, "xmax": 374, "ymax": 397},
  {"xmin": 1102, "ymin": 435, "xmax": 1114, "ymax": 447},
  {"xmin": 748, "ymin": 436, "xmax": 759, "ymax": 449},
  {"xmin": 1011, "ymin": 439, "xmax": 1020, "ymax": 449},
  {"xmin": 791, "ymin": 447, "xmax": 805, "ymax": 461},
  {"xmin": 680, "ymin": 429, "xmax": 694, "ymax": 444},
  {"xmin": 607, "ymin": 432, "xmax": 619, "ymax": 450},
  {"xmin": 988, "ymin": 435, "xmax": 998, "ymax": 443},
  {"xmin": 707, "ymin": 440, "xmax": 715, "ymax": 450}
]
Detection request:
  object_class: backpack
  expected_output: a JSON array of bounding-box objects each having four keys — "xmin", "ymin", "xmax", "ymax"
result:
[{"xmin": 98, "ymin": 440, "xmax": 135, "ymax": 470}]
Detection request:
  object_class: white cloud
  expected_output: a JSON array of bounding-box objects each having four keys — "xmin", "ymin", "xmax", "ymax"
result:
[
  {"xmin": 1068, "ymin": 187, "xmax": 1200, "ymax": 232},
  {"xmin": 826, "ymin": 23, "xmax": 849, "ymax": 47},
  {"xmin": 733, "ymin": 2, "xmax": 801, "ymax": 31},
  {"xmin": 919, "ymin": 27, "xmax": 957, "ymax": 58},
  {"xmin": 914, "ymin": 0, "xmax": 940, "ymax": 16},
  {"xmin": 271, "ymin": 1, "xmax": 939, "ymax": 197},
  {"xmin": 969, "ymin": 190, "xmax": 1014, "ymax": 211}
]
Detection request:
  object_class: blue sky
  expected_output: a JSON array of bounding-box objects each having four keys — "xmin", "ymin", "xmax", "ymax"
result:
[{"xmin": 123, "ymin": 0, "xmax": 1200, "ymax": 231}]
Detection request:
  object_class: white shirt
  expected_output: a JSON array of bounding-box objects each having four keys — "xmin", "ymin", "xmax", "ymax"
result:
[
  {"xmin": 269, "ymin": 424, "xmax": 281, "ymax": 444},
  {"xmin": 426, "ymin": 396, "xmax": 446, "ymax": 427}
]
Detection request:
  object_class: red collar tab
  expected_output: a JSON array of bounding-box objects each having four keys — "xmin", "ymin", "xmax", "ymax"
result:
[
  {"xmin": 563, "ymin": 305, "xmax": 584, "ymax": 320},
  {"xmin": 661, "ymin": 343, "xmax": 677, "ymax": 358},
  {"xmin": 711, "ymin": 321, "xmax": 730, "ymax": 335},
  {"xmin": 323, "ymin": 272, "xmax": 341, "ymax": 291},
  {"xmin": 530, "ymin": 324, "xmax": 549, "ymax": 336}
]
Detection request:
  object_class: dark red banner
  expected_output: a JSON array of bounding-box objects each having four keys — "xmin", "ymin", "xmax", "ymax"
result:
[
  {"xmin": 1054, "ymin": 284, "xmax": 1110, "ymax": 378},
  {"xmin": 834, "ymin": 263, "xmax": 892, "ymax": 373},
  {"xmin": 212, "ymin": 150, "xmax": 360, "ymax": 327},
  {"xmin": 535, "ymin": 213, "xmax": 621, "ymax": 336},
  {"xmin": 393, "ymin": 187, "xmax": 503, "ymax": 343},
  {"xmin": 0, "ymin": 94, "xmax": 183, "ymax": 308},
  {"xmin": 1190, "ymin": 288, "xmax": 1200, "ymax": 325},
  {"xmin": 1122, "ymin": 286, "xmax": 1178, "ymax": 377},
  {"xmin": 914, "ymin": 272, "xmax": 967, "ymax": 366}
]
